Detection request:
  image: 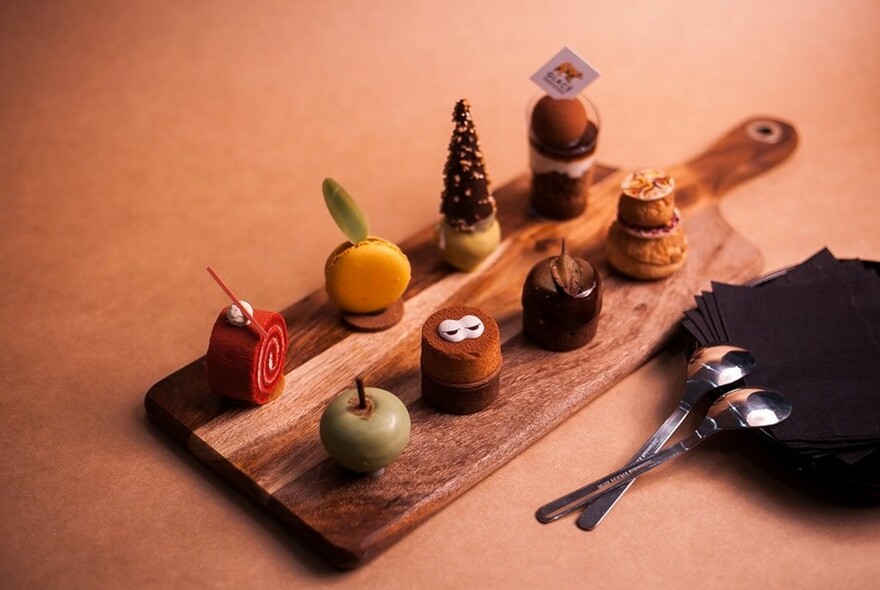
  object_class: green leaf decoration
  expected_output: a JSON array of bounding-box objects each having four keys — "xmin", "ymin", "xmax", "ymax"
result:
[{"xmin": 322, "ymin": 178, "xmax": 370, "ymax": 243}]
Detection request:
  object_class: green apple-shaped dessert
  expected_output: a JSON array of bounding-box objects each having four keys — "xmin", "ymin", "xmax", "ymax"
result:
[
  {"xmin": 435, "ymin": 99, "xmax": 501, "ymax": 272},
  {"xmin": 319, "ymin": 378, "xmax": 411, "ymax": 477}
]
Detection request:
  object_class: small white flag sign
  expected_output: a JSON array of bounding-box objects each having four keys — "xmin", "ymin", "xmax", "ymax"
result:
[{"xmin": 530, "ymin": 47, "xmax": 600, "ymax": 99}]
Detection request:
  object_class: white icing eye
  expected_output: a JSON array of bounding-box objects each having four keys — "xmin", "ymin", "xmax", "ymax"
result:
[
  {"xmin": 460, "ymin": 315, "xmax": 485, "ymax": 338},
  {"xmin": 437, "ymin": 315, "xmax": 485, "ymax": 343},
  {"xmin": 438, "ymin": 319, "xmax": 465, "ymax": 342},
  {"xmin": 226, "ymin": 300, "xmax": 253, "ymax": 327}
]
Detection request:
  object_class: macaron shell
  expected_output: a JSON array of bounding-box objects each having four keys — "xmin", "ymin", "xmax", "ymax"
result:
[{"xmin": 325, "ymin": 237, "xmax": 411, "ymax": 314}]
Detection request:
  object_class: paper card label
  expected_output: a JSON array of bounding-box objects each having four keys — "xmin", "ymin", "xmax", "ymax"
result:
[{"xmin": 530, "ymin": 47, "xmax": 600, "ymax": 99}]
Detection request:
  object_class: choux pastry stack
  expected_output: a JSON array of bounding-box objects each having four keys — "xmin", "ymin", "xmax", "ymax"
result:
[{"xmin": 605, "ymin": 169, "xmax": 688, "ymax": 279}]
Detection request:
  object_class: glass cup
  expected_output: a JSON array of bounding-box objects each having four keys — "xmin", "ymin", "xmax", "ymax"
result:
[{"xmin": 527, "ymin": 93, "xmax": 600, "ymax": 220}]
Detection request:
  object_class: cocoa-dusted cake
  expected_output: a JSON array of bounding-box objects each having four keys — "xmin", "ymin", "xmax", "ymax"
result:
[
  {"xmin": 420, "ymin": 306, "xmax": 502, "ymax": 414},
  {"xmin": 522, "ymin": 241, "xmax": 602, "ymax": 351},
  {"xmin": 528, "ymin": 94, "xmax": 599, "ymax": 220},
  {"xmin": 606, "ymin": 169, "xmax": 688, "ymax": 280},
  {"xmin": 206, "ymin": 302, "xmax": 288, "ymax": 405}
]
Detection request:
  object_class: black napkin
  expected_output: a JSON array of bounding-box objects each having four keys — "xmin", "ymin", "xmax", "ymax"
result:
[{"xmin": 682, "ymin": 248, "xmax": 880, "ymax": 474}]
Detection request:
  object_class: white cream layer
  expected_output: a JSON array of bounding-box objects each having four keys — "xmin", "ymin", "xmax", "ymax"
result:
[{"xmin": 529, "ymin": 145, "xmax": 594, "ymax": 178}]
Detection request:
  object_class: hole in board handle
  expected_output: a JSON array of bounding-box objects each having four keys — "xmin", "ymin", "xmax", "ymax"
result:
[{"xmin": 746, "ymin": 120, "xmax": 783, "ymax": 144}]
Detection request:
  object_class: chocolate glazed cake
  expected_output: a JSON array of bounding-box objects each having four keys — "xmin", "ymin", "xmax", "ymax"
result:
[
  {"xmin": 420, "ymin": 306, "xmax": 502, "ymax": 414},
  {"xmin": 528, "ymin": 95, "xmax": 599, "ymax": 220},
  {"xmin": 522, "ymin": 242, "xmax": 602, "ymax": 351}
]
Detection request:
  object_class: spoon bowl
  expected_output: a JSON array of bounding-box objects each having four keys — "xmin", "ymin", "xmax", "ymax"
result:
[
  {"xmin": 703, "ymin": 386, "xmax": 791, "ymax": 432},
  {"xmin": 686, "ymin": 344, "xmax": 757, "ymax": 396}
]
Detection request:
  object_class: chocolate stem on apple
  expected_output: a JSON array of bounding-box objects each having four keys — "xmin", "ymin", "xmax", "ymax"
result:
[{"xmin": 355, "ymin": 377, "xmax": 367, "ymax": 410}]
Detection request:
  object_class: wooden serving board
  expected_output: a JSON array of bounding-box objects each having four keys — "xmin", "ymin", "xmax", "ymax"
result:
[{"xmin": 145, "ymin": 116, "xmax": 798, "ymax": 569}]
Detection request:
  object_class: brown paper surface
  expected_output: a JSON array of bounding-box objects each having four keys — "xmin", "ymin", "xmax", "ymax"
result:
[{"xmin": 2, "ymin": 1, "xmax": 879, "ymax": 588}]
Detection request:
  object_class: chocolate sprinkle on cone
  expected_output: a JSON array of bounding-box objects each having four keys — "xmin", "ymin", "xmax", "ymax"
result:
[{"xmin": 440, "ymin": 99, "xmax": 497, "ymax": 230}]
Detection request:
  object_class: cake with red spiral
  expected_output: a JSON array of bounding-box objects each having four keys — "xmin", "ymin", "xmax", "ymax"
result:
[{"xmin": 206, "ymin": 305, "xmax": 288, "ymax": 405}]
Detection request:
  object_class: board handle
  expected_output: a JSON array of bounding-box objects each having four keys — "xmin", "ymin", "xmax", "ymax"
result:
[{"xmin": 681, "ymin": 116, "xmax": 798, "ymax": 202}]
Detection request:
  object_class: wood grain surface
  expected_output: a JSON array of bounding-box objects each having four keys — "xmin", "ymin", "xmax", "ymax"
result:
[{"xmin": 145, "ymin": 116, "xmax": 797, "ymax": 569}]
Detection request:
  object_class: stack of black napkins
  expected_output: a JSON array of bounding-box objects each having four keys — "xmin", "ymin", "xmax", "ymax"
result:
[{"xmin": 683, "ymin": 248, "xmax": 880, "ymax": 493}]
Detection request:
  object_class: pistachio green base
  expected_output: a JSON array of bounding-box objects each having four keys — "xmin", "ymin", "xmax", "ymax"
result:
[{"xmin": 435, "ymin": 217, "xmax": 501, "ymax": 272}]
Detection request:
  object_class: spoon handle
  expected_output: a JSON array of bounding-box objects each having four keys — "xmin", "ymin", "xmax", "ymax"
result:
[
  {"xmin": 535, "ymin": 432, "xmax": 704, "ymax": 524},
  {"xmin": 576, "ymin": 405, "xmax": 690, "ymax": 530}
]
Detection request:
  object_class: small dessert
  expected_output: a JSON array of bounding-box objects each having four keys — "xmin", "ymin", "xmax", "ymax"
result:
[
  {"xmin": 420, "ymin": 306, "xmax": 502, "ymax": 414},
  {"xmin": 605, "ymin": 169, "xmax": 688, "ymax": 280},
  {"xmin": 320, "ymin": 378, "xmax": 411, "ymax": 477},
  {"xmin": 528, "ymin": 94, "xmax": 599, "ymax": 220},
  {"xmin": 323, "ymin": 178, "xmax": 412, "ymax": 330},
  {"xmin": 204, "ymin": 268, "xmax": 288, "ymax": 405},
  {"xmin": 522, "ymin": 241, "xmax": 602, "ymax": 351},
  {"xmin": 435, "ymin": 99, "xmax": 501, "ymax": 272},
  {"xmin": 617, "ymin": 168, "xmax": 676, "ymax": 227}
]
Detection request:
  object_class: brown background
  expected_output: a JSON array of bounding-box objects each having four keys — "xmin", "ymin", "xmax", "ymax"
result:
[{"xmin": 2, "ymin": 1, "xmax": 879, "ymax": 588}]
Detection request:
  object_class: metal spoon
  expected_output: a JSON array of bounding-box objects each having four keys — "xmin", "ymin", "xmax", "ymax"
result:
[
  {"xmin": 535, "ymin": 385, "xmax": 788, "ymax": 525},
  {"xmin": 540, "ymin": 345, "xmax": 757, "ymax": 527},
  {"xmin": 575, "ymin": 345, "xmax": 757, "ymax": 529}
]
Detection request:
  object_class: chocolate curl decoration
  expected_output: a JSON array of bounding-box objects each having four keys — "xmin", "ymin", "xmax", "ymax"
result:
[
  {"xmin": 440, "ymin": 99, "xmax": 497, "ymax": 231},
  {"xmin": 205, "ymin": 267, "xmax": 288, "ymax": 405},
  {"xmin": 550, "ymin": 240, "xmax": 583, "ymax": 297}
]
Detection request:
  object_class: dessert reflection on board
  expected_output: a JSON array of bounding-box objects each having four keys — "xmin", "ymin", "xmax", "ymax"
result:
[{"xmin": 142, "ymin": 44, "xmax": 877, "ymax": 569}]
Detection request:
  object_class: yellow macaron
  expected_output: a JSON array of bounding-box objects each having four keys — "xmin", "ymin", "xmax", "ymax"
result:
[{"xmin": 325, "ymin": 237, "xmax": 411, "ymax": 314}]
